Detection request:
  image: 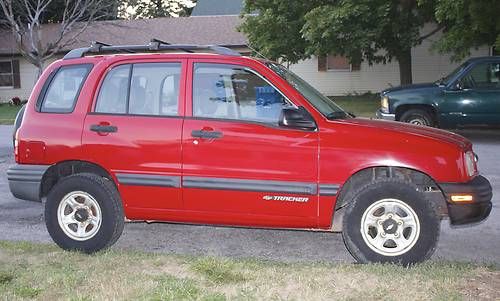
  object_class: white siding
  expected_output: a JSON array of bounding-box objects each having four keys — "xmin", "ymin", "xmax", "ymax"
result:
[{"xmin": 290, "ymin": 28, "xmax": 490, "ymax": 96}]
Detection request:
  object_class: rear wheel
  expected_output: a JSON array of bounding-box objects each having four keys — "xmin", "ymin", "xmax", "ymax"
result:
[
  {"xmin": 400, "ymin": 109, "xmax": 435, "ymax": 127},
  {"xmin": 342, "ymin": 179, "xmax": 440, "ymax": 265},
  {"xmin": 45, "ymin": 173, "xmax": 124, "ymax": 253}
]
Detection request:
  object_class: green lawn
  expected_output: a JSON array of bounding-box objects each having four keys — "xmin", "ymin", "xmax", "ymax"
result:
[
  {"xmin": 330, "ymin": 94, "xmax": 380, "ymax": 118},
  {"xmin": 0, "ymin": 104, "xmax": 22, "ymax": 125},
  {"xmin": 0, "ymin": 241, "xmax": 498, "ymax": 300}
]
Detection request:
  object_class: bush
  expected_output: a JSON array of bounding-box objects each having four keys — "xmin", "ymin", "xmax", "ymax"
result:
[{"xmin": 10, "ymin": 97, "xmax": 21, "ymax": 106}]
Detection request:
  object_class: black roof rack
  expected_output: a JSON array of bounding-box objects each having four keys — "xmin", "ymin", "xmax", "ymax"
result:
[{"xmin": 63, "ymin": 39, "xmax": 242, "ymax": 60}]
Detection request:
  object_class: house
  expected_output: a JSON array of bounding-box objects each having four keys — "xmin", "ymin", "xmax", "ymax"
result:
[
  {"xmin": 0, "ymin": 1, "xmax": 494, "ymax": 102},
  {"xmin": 290, "ymin": 24, "xmax": 491, "ymax": 96},
  {"xmin": 0, "ymin": 16, "xmax": 248, "ymax": 102}
]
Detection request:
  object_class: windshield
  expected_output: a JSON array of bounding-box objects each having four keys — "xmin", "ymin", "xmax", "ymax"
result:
[
  {"xmin": 437, "ymin": 61, "xmax": 470, "ymax": 86},
  {"xmin": 266, "ymin": 62, "xmax": 350, "ymax": 119}
]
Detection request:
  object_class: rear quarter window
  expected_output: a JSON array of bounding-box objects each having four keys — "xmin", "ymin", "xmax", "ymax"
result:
[{"xmin": 39, "ymin": 64, "xmax": 92, "ymax": 113}]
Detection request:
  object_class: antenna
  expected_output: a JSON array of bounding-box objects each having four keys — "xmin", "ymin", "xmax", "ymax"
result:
[{"xmin": 246, "ymin": 44, "xmax": 271, "ymax": 61}]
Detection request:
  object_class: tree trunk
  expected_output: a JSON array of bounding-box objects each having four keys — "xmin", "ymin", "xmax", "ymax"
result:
[
  {"xmin": 36, "ymin": 60, "xmax": 44, "ymax": 81},
  {"xmin": 397, "ymin": 48, "xmax": 413, "ymax": 85}
]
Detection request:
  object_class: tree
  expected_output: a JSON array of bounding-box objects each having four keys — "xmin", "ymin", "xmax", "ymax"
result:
[
  {"xmin": 239, "ymin": 1, "xmax": 325, "ymax": 64},
  {"xmin": 240, "ymin": 0, "xmax": 440, "ymax": 85},
  {"xmin": 119, "ymin": 0, "xmax": 196, "ymax": 19},
  {"xmin": 433, "ymin": 0, "xmax": 500, "ymax": 61},
  {"xmin": 0, "ymin": 0, "xmax": 117, "ymax": 24},
  {"xmin": 0, "ymin": 0, "xmax": 118, "ymax": 77}
]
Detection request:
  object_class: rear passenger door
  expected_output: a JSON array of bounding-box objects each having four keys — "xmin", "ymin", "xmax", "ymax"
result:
[
  {"xmin": 182, "ymin": 61, "xmax": 319, "ymax": 228},
  {"xmin": 82, "ymin": 60, "xmax": 186, "ymax": 215}
]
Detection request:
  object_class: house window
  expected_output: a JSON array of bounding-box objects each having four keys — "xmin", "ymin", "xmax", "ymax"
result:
[
  {"xmin": 327, "ymin": 55, "xmax": 351, "ymax": 71},
  {"xmin": 0, "ymin": 61, "xmax": 13, "ymax": 87},
  {"xmin": 318, "ymin": 55, "xmax": 361, "ymax": 72},
  {"xmin": 0, "ymin": 59, "xmax": 20, "ymax": 88}
]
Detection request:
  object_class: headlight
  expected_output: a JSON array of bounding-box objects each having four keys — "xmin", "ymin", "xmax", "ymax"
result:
[
  {"xmin": 464, "ymin": 151, "xmax": 478, "ymax": 178},
  {"xmin": 381, "ymin": 96, "xmax": 389, "ymax": 113}
]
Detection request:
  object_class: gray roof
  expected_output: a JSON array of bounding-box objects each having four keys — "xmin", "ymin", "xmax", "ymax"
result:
[
  {"xmin": 191, "ymin": 0, "xmax": 244, "ymax": 16},
  {"xmin": 0, "ymin": 15, "xmax": 247, "ymax": 56}
]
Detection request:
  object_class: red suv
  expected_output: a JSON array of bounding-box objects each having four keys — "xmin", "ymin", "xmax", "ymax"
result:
[{"xmin": 8, "ymin": 42, "xmax": 492, "ymax": 264}]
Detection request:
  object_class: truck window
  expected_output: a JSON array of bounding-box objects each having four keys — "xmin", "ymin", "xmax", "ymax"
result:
[
  {"xmin": 193, "ymin": 63, "xmax": 291, "ymax": 123},
  {"xmin": 129, "ymin": 63, "xmax": 181, "ymax": 116},
  {"xmin": 95, "ymin": 63, "xmax": 181, "ymax": 116},
  {"xmin": 95, "ymin": 65, "xmax": 131, "ymax": 114},
  {"xmin": 40, "ymin": 64, "xmax": 92, "ymax": 113},
  {"xmin": 463, "ymin": 62, "xmax": 500, "ymax": 89}
]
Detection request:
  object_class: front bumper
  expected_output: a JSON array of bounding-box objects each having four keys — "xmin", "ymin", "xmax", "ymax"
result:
[
  {"xmin": 375, "ymin": 109, "xmax": 395, "ymax": 121},
  {"xmin": 439, "ymin": 175, "xmax": 493, "ymax": 225},
  {"xmin": 7, "ymin": 164, "xmax": 49, "ymax": 202}
]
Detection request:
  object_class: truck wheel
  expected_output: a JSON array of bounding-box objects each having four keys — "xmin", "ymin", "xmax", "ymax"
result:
[
  {"xmin": 45, "ymin": 173, "xmax": 124, "ymax": 253},
  {"xmin": 342, "ymin": 179, "xmax": 440, "ymax": 265},
  {"xmin": 400, "ymin": 109, "xmax": 435, "ymax": 127}
]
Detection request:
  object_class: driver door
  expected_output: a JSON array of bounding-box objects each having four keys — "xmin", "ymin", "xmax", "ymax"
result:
[
  {"xmin": 181, "ymin": 61, "xmax": 319, "ymax": 228},
  {"xmin": 444, "ymin": 61, "xmax": 500, "ymax": 126}
]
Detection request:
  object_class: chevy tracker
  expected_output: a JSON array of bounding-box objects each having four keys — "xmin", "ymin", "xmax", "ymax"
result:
[{"xmin": 8, "ymin": 42, "xmax": 493, "ymax": 264}]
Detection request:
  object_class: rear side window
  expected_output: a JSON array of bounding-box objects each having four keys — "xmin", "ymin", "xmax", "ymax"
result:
[
  {"xmin": 40, "ymin": 64, "xmax": 92, "ymax": 113},
  {"xmin": 95, "ymin": 63, "xmax": 181, "ymax": 116},
  {"xmin": 95, "ymin": 65, "xmax": 130, "ymax": 114}
]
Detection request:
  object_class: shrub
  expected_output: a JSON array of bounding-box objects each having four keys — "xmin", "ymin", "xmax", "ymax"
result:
[{"xmin": 11, "ymin": 97, "xmax": 21, "ymax": 106}]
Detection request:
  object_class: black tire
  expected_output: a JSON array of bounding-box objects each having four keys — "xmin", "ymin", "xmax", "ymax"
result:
[
  {"xmin": 342, "ymin": 179, "xmax": 440, "ymax": 265},
  {"xmin": 400, "ymin": 109, "xmax": 435, "ymax": 127},
  {"xmin": 45, "ymin": 173, "xmax": 124, "ymax": 253}
]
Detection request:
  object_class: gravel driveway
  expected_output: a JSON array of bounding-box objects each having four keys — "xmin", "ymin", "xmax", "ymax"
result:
[{"xmin": 0, "ymin": 125, "xmax": 498, "ymax": 263}]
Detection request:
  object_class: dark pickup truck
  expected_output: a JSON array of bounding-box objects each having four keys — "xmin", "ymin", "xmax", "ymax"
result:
[{"xmin": 377, "ymin": 56, "xmax": 500, "ymax": 128}]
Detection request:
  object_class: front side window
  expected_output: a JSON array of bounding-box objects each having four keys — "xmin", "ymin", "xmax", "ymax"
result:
[
  {"xmin": 95, "ymin": 63, "xmax": 181, "ymax": 115},
  {"xmin": 461, "ymin": 62, "xmax": 500, "ymax": 89},
  {"xmin": 41, "ymin": 64, "xmax": 92, "ymax": 113},
  {"xmin": 193, "ymin": 63, "xmax": 291, "ymax": 123}
]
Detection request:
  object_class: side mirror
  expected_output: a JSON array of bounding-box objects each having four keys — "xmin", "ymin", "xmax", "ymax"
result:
[
  {"xmin": 279, "ymin": 107, "xmax": 317, "ymax": 131},
  {"xmin": 454, "ymin": 81, "xmax": 464, "ymax": 91}
]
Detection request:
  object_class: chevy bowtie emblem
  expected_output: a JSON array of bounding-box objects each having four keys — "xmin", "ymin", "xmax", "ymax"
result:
[{"xmin": 262, "ymin": 195, "xmax": 309, "ymax": 202}]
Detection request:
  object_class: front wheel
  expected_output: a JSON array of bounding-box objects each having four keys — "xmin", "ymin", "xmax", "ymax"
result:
[
  {"xmin": 399, "ymin": 109, "xmax": 435, "ymax": 127},
  {"xmin": 342, "ymin": 179, "xmax": 440, "ymax": 265},
  {"xmin": 45, "ymin": 173, "xmax": 124, "ymax": 253}
]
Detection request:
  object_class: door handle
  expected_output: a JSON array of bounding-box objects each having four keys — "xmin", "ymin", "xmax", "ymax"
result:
[
  {"xmin": 191, "ymin": 129, "xmax": 223, "ymax": 139},
  {"xmin": 90, "ymin": 124, "xmax": 118, "ymax": 133}
]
